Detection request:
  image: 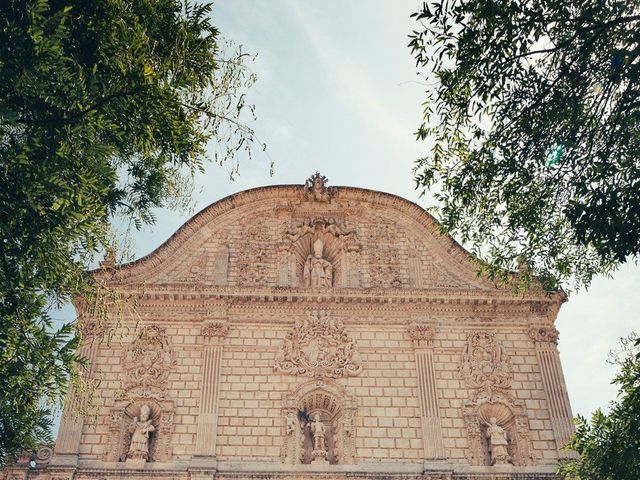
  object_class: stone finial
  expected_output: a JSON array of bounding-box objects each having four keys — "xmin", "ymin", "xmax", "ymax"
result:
[{"xmin": 304, "ymin": 172, "xmax": 336, "ymax": 203}]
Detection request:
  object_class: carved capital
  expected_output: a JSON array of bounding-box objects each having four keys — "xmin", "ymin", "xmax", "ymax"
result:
[
  {"xmin": 201, "ymin": 321, "xmax": 229, "ymax": 338},
  {"xmin": 528, "ymin": 326, "xmax": 559, "ymax": 346},
  {"xmin": 408, "ymin": 323, "xmax": 436, "ymax": 347}
]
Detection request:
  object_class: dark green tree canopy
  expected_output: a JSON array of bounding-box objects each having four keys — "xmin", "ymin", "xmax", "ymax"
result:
[
  {"xmin": 409, "ymin": 0, "xmax": 640, "ymax": 290},
  {"xmin": 0, "ymin": 0, "xmax": 260, "ymax": 464},
  {"xmin": 559, "ymin": 335, "xmax": 640, "ymax": 480}
]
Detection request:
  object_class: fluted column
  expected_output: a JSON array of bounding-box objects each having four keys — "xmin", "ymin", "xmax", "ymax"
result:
[
  {"xmin": 529, "ymin": 326, "xmax": 577, "ymax": 459},
  {"xmin": 193, "ymin": 318, "xmax": 229, "ymax": 466},
  {"xmin": 408, "ymin": 323, "xmax": 445, "ymax": 461},
  {"xmin": 52, "ymin": 319, "xmax": 103, "ymax": 467}
]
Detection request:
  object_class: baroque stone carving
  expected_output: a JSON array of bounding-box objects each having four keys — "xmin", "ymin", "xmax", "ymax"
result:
[
  {"xmin": 309, "ymin": 414, "xmax": 329, "ymax": 464},
  {"xmin": 275, "ymin": 310, "xmax": 362, "ymax": 378},
  {"xmin": 285, "ymin": 217, "xmax": 359, "ymax": 288},
  {"xmin": 304, "ymin": 172, "xmax": 336, "ymax": 203},
  {"xmin": 407, "ymin": 323, "xmax": 435, "ymax": 346},
  {"xmin": 485, "ymin": 417, "xmax": 510, "ymax": 465},
  {"xmin": 122, "ymin": 326, "xmax": 175, "ymax": 397},
  {"xmin": 528, "ymin": 326, "xmax": 559, "ymax": 346},
  {"xmin": 459, "ymin": 332, "xmax": 513, "ymax": 392},
  {"xmin": 105, "ymin": 398, "xmax": 174, "ymax": 463},
  {"xmin": 126, "ymin": 403, "xmax": 155, "ymax": 462},
  {"xmin": 201, "ymin": 321, "xmax": 229, "ymax": 338},
  {"xmin": 282, "ymin": 380, "xmax": 357, "ymax": 465},
  {"xmin": 303, "ymin": 239, "xmax": 333, "ymax": 287},
  {"xmin": 462, "ymin": 390, "xmax": 535, "ymax": 467},
  {"xmin": 368, "ymin": 223, "xmax": 404, "ymax": 288}
]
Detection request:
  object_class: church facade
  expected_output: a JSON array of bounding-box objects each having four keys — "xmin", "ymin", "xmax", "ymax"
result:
[{"xmin": 5, "ymin": 175, "xmax": 575, "ymax": 480}]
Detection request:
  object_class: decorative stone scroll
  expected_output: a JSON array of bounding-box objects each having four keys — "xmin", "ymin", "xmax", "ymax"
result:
[
  {"xmin": 459, "ymin": 331, "xmax": 513, "ymax": 392},
  {"xmin": 303, "ymin": 172, "xmax": 336, "ymax": 203},
  {"xmin": 275, "ymin": 310, "xmax": 362, "ymax": 379},
  {"xmin": 121, "ymin": 325, "xmax": 175, "ymax": 398}
]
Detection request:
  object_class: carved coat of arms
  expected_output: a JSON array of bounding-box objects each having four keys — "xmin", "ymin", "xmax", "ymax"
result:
[
  {"xmin": 275, "ymin": 310, "xmax": 362, "ymax": 378},
  {"xmin": 459, "ymin": 331, "xmax": 512, "ymax": 391}
]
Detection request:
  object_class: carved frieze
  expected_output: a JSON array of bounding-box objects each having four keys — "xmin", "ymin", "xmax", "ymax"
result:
[
  {"xmin": 459, "ymin": 332, "xmax": 513, "ymax": 392},
  {"xmin": 275, "ymin": 310, "xmax": 362, "ymax": 378},
  {"xmin": 528, "ymin": 326, "xmax": 559, "ymax": 346},
  {"xmin": 122, "ymin": 326, "xmax": 175, "ymax": 397}
]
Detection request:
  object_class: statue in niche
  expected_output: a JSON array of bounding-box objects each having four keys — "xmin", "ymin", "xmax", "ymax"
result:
[
  {"xmin": 309, "ymin": 413, "xmax": 329, "ymax": 464},
  {"xmin": 303, "ymin": 239, "xmax": 333, "ymax": 288},
  {"xmin": 485, "ymin": 417, "xmax": 510, "ymax": 465},
  {"xmin": 127, "ymin": 404, "xmax": 155, "ymax": 462}
]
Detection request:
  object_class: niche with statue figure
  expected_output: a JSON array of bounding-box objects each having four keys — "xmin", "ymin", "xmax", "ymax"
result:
[
  {"xmin": 285, "ymin": 217, "xmax": 359, "ymax": 288},
  {"xmin": 281, "ymin": 381, "xmax": 357, "ymax": 465}
]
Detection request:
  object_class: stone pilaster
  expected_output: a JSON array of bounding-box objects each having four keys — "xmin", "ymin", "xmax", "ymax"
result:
[
  {"xmin": 192, "ymin": 314, "xmax": 229, "ymax": 469},
  {"xmin": 52, "ymin": 320, "xmax": 103, "ymax": 468},
  {"xmin": 408, "ymin": 323, "xmax": 445, "ymax": 461},
  {"xmin": 529, "ymin": 326, "xmax": 576, "ymax": 458}
]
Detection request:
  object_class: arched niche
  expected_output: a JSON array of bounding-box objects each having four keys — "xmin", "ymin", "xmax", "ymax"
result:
[
  {"xmin": 462, "ymin": 390, "xmax": 535, "ymax": 467},
  {"xmin": 285, "ymin": 217, "xmax": 359, "ymax": 288},
  {"xmin": 104, "ymin": 397, "xmax": 174, "ymax": 463},
  {"xmin": 281, "ymin": 380, "xmax": 357, "ymax": 465}
]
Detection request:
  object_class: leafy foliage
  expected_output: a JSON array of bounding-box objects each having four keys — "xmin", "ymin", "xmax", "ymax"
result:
[
  {"xmin": 0, "ymin": 0, "xmax": 261, "ymax": 464},
  {"xmin": 409, "ymin": 0, "xmax": 640, "ymax": 291},
  {"xmin": 559, "ymin": 334, "xmax": 640, "ymax": 479}
]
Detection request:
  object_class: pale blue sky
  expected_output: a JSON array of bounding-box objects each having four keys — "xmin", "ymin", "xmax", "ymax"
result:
[{"xmin": 54, "ymin": 1, "xmax": 639, "ymax": 430}]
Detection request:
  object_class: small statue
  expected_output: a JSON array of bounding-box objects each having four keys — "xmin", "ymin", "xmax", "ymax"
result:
[
  {"xmin": 309, "ymin": 414, "xmax": 326, "ymax": 452},
  {"xmin": 127, "ymin": 404, "xmax": 155, "ymax": 461},
  {"xmin": 286, "ymin": 412, "xmax": 297, "ymax": 435},
  {"xmin": 485, "ymin": 417, "xmax": 510, "ymax": 465},
  {"xmin": 303, "ymin": 239, "xmax": 333, "ymax": 288}
]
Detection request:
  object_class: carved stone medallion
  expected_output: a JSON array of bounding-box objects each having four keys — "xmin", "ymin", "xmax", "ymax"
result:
[
  {"xmin": 459, "ymin": 331, "xmax": 513, "ymax": 392},
  {"xmin": 275, "ymin": 310, "xmax": 362, "ymax": 378},
  {"xmin": 303, "ymin": 172, "xmax": 336, "ymax": 203}
]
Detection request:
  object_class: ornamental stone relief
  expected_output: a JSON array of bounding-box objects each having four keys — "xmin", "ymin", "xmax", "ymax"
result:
[
  {"xmin": 236, "ymin": 224, "xmax": 272, "ymax": 286},
  {"xmin": 201, "ymin": 321, "xmax": 229, "ymax": 338},
  {"xmin": 275, "ymin": 310, "xmax": 362, "ymax": 379},
  {"xmin": 121, "ymin": 325, "xmax": 176, "ymax": 398},
  {"xmin": 459, "ymin": 331, "xmax": 513, "ymax": 392},
  {"xmin": 367, "ymin": 223, "xmax": 403, "ymax": 288}
]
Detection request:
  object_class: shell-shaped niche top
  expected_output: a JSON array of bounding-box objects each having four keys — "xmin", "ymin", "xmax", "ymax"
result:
[{"xmin": 96, "ymin": 172, "xmax": 508, "ymax": 292}]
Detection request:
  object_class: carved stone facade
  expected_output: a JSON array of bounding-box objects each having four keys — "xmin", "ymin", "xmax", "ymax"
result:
[{"xmin": 5, "ymin": 175, "xmax": 573, "ymax": 480}]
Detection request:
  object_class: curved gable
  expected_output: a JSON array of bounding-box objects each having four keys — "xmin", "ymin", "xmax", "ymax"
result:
[{"xmin": 99, "ymin": 182, "xmax": 500, "ymax": 292}]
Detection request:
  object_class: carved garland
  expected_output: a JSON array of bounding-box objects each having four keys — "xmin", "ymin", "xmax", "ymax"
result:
[
  {"xmin": 274, "ymin": 310, "xmax": 362, "ymax": 379},
  {"xmin": 407, "ymin": 323, "xmax": 436, "ymax": 347}
]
